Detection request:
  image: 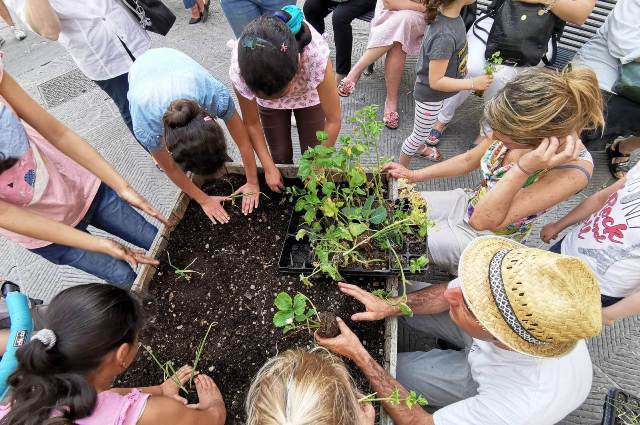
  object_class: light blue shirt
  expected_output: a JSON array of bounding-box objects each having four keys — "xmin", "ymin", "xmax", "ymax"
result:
[{"xmin": 128, "ymin": 48, "xmax": 236, "ymax": 152}]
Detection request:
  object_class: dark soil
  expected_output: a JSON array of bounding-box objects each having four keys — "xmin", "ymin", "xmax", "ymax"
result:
[
  {"xmin": 317, "ymin": 311, "xmax": 340, "ymax": 338},
  {"xmin": 117, "ymin": 175, "xmax": 386, "ymax": 424}
]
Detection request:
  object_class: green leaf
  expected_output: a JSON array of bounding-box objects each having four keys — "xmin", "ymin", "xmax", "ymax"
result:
[
  {"xmin": 274, "ymin": 292, "xmax": 293, "ymax": 311},
  {"xmin": 347, "ymin": 168, "xmax": 366, "ymax": 187},
  {"xmin": 372, "ymin": 289, "xmax": 390, "ymax": 299},
  {"xmin": 295, "ymin": 314, "xmax": 307, "ymax": 322},
  {"xmin": 304, "ymin": 208, "xmax": 316, "ymax": 224},
  {"xmin": 273, "ymin": 310, "xmax": 294, "ymax": 327},
  {"xmin": 295, "ymin": 229, "xmax": 307, "ymax": 241},
  {"xmin": 369, "ymin": 206, "xmax": 387, "ymax": 225},
  {"xmin": 306, "ymin": 308, "xmax": 317, "ymax": 319},
  {"xmin": 320, "ymin": 198, "xmax": 339, "ymax": 218},
  {"xmin": 349, "ymin": 223, "xmax": 368, "ymax": 237},
  {"xmin": 283, "ymin": 324, "xmax": 296, "ymax": 334},
  {"xmin": 363, "ymin": 195, "xmax": 375, "ymax": 212},
  {"xmin": 316, "ymin": 130, "xmax": 329, "ymax": 142},
  {"xmin": 399, "ymin": 303, "xmax": 414, "ymax": 317},
  {"xmin": 409, "ymin": 255, "xmax": 429, "ymax": 274},
  {"xmin": 293, "ymin": 294, "xmax": 307, "ymax": 316},
  {"xmin": 321, "ymin": 181, "xmax": 336, "ymax": 196}
]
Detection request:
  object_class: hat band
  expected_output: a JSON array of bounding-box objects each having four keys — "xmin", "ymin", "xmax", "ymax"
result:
[{"xmin": 488, "ymin": 249, "xmax": 546, "ymax": 346}]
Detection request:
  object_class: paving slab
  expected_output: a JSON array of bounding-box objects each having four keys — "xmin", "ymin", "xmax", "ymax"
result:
[{"xmin": 0, "ymin": 2, "xmax": 638, "ymax": 423}]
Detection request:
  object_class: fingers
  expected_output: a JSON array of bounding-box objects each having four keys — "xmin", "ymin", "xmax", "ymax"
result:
[
  {"xmin": 143, "ymin": 203, "xmax": 170, "ymax": 227},
  {"xmin": 338, "ymin": 282, "xmax": 371, "ymax": 304},
  {"xmin": 133, "ymin": 252, "xmax": 160, "ymax": 266},
  {"xmin": 175, "ymin": 365, "xmax": 194, "ymax": 383},
  {"xmin": 335, "ymin": 317, "xmax": 353, "ymax": 336},
  {"xmin": 351, "ymin": 311, "xmax": 383, "ymax": 321},
  {"xmin": 171, "ymin": 394, "xmax": 188, "ymax": 405}
]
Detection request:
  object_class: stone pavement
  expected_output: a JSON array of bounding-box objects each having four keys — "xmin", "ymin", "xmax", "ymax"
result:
[{"xmin": 0, "ymin": 1, "xmax": 638, "ymax": 423}]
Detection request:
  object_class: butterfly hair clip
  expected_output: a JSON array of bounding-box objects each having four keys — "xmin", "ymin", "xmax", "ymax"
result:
[{"xmin": 241, "ymin": 35, "xmax": 270, "ymax": 50}]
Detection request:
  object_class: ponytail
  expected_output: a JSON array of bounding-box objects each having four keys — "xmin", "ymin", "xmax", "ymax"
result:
[
  {"xmin": 0, "ymin": 284, "xmax": 144, "ymax": 425},
  {"xmin": 238, "ymin": 6, "xmax": 312, "ymax": 97},
  {"xmin": 484, "ymin": 67, "xmax": 604, "ymax": 145},
  {"xmin": 162, "ymin": 99, "xmax": 228, "ymax": 176}
]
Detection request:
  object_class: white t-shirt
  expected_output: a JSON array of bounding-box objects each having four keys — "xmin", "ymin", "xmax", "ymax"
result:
[
  {"xmin": 562, "ymin": 162, "xmax": 640, "ymax": 298},
  {"xmin": 433, "ymin": 339, "xmax": 592, "ymax": 425}
]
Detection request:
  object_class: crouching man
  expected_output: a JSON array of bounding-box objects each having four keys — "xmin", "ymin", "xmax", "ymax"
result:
[{"xmin": 316, "ymin": 236, "xmax": 602, "ymax": 425}]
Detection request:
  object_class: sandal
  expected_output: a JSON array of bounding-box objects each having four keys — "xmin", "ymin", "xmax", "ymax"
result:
[
  {"xmin": 383, "ymin": 111, "xmax": 399, "ymax": 130},
  {"xmin": 338, "ymin": 78, "xmax": 356, "ymax": 97},
  {"xmin": 417, "ymin": 145, "xmax": 441, "ymax": 162},
  {"xmin": 606, "ymin": 140, "xmax": 631, "ymax": 179},
  {"xmin": 427, "ymin": 122, "xmax": 447, "ymax": 146}
]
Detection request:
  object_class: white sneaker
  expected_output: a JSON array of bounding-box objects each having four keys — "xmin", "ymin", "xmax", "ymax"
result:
[{"xmin": 12, "ymin": 27, "xmax": 26, "ymax": 41}]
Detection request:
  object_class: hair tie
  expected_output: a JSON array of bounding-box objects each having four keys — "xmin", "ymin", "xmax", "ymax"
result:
[
  {"xmin": 279, "ymin": 5, "xmax": 304, "ymax": 35},
  {"xmin": 31, "ymin": 329, "xmax": 57, "ymax": 351}
]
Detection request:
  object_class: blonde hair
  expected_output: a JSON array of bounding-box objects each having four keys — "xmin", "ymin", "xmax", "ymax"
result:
[
  {"xmin": 484, "ymin": 66, "xmax": 605, "ymax": 145},
  {"xmin": 246, "ymin": 348, "xmax": 363, "ymax": 425}
]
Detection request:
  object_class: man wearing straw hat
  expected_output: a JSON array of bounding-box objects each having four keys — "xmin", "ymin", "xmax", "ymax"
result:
[{"xmin": 317, "ymin": 235, "xmax": 603, "ymax": 425}]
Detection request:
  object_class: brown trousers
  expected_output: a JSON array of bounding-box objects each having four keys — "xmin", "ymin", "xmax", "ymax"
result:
[{"xmin": 258, "ymin": 104, "xmax": 326, "ymax": 164}]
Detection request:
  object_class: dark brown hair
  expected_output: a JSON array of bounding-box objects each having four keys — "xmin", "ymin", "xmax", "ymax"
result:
[
  {"xmin": 163, "ymin": 99, "xmax": 229, "ymax": 176},
  {"xmin": 424, "ymin": 0, "xmax": 453, "ymax": 23}
]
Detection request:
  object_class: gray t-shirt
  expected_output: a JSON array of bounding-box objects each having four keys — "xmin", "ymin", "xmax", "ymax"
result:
[{"xmin": 414, "ymin": 15, "xmax": 468, "ymax": 103}]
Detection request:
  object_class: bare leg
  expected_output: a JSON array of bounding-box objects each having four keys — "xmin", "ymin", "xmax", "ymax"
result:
[
  {"xmin": 344, "ymin": 44, "xmax": 394, "ymax": 83},
  {"xmin": 0, "ymin": 1, "xmax": 15, "ymax": 27},
  {"xmin": 383, "ymin": 42, "xmax": 406, "ymax": 115}
]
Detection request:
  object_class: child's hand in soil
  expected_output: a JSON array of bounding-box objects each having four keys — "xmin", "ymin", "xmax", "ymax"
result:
[
  {"xmin": 199, "ymin": 196, "xmax": 231, "ymax": 224},
  {"xmin": 338, "ymin": 282, "xmax": 398, "ymax": 321},
  {"xmin": 100, "ymin": 239, "xmax": 159, "ymax": 267},
  {"xmin": 186, "ymin": 374, "xmax": 225, "ymax": 411},
  {"xmin": 233, "ymin": 181, "xmax": 260, "ymax": 215},
  {"xmin": 382, "ymin": 162, "xmax": 417, "ymax": 183},
  {"xmin": 315, "ymin": 317, "xmax": 368, "ymax": 364},
  {"xmin": 117, "ymin": 185, "xmax": 170, "ymax": 226},
  {"xmin": 472, "ymin": 74, "xmax": 493, "ymax": 91},
  {"xmin": 160, "ymin": 365, "xmax": 194, "ymax": 404},
  {"xmin": 265, "ymin": 166, "xmax": 285, "ymax": 193}
]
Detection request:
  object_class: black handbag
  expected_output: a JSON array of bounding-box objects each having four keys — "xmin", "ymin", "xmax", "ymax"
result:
[
  {"xmin": 461, "ymin": 3, "xmax": 477, "ymax": 31},
  {"xmin": 121, "ymin": 0, "xmax": 176, "ymax": 36},
  {"xmin": 472, "ymin": 0, "xmax": 564, "ymax": 67}
]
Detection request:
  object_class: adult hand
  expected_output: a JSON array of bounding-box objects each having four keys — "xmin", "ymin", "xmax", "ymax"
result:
[
  {"xmin": 381, "ymin": 163, "xmax": 417, "ymax": 183},
  {"xmin": 160, "ymin": 365, "xmax": 194, "ymax": 404},
  {"xmin": 265, "ymin": 166, "xmax": 285, "ymax": 193},
  {"xmin": 233, "ymin": 181, "xmax": 260, "ymax": 215},
  {"xmin": 540, "ymin": 222, "xmax": 561, "ymax": 244},
  {"xmin": 315, "ymin": 317, "xmax": 368, "ymax": 363},
  {"xmin": 186, "ymin": 374, "xmax": 225, "ymax": 411},
  {"xmin": 338, "ymin": 282, "xmax": 398, "ymax": 321},
  {"xmin": 100, "ymin": 239, "xmax": 159, "ymax": 268},
  {"xmin": 199, "ymin": 196, "xmax": 231, "ymax": 224},
  {"xmin": 118, "ymin": 185, "xmax": 170, "ymax": 226},
  {"xmin": 519, "ymin": 135, "xmax": 583, "ymax": 173},
  {"xmin": 472, "ymin": 74, "xmax": 494, "ymax": 91}
]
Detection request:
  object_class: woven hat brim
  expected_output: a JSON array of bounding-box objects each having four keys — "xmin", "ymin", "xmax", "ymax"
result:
[{"xmin": 459, "ymin": 236, "xmax": 576, "ymax": 358}]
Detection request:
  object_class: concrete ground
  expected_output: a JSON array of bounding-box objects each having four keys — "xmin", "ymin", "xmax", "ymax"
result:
[{"xmin": 0, "ymin": 1, "xmax": 638, "ymax": 423}]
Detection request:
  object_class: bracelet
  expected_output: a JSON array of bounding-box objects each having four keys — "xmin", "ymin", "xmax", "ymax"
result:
[
  {"xmin": 539, "ymin": 0, "xmax": 559, "ymax": 15},
  {"xmin": 516, "ymin": 159, "xmax": 532, "ymax": 176},
  {"xmin": 470, "ymin": 79, "xmax": 474, "ymax": 91}
]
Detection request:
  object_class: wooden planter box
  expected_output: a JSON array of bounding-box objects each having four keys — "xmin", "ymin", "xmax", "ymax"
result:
[{"xmin": 132, "ymin": 162, "xmax": 398, "ymax": 425}]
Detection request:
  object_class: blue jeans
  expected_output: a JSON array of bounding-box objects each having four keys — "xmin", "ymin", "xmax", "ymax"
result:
[
  {"xmin": 31, "ymin": 183, "xmax": 158, "ymax": 289},
  {"xmin": 220, "ymin": 0, "xmax": 295, "ymax": 37},
  {"xmin": 548, "ymin": 237, "xmax": 564, "ymax": 254}
]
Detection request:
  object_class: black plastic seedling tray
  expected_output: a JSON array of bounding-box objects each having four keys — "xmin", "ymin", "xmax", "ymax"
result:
[
  {"xmin": 602, "ymin": 388, "xmax": 640, "ymax": 425},
  {"xmin": 278, "ymin": 208, "xmax": 429, "ymax": 278}
]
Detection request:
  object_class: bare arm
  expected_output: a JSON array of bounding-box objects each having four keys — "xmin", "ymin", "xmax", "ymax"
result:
[
  {"xmin": 383, "ymin": 0, "xmax": 426, "ymax": 12},
  {"xmin": 518, "ymin": 0, "xmax": 595, "ymax": 25},
  {"xmin": 138, "ymin": 396, "xmax": 225, "ymax": 425},
  {"xmin": 23, "ymin": 0, "xmax": 61, "ymax": 40},
  {"xmin": 225, "ymin": 113, "xmax": 259, "ymax": 186},
  {"xmin": 413, "ymin": 138, "xmax": 491, "ymax": 181},
  {"xmin": 317, "ymin": 60, "xmax": 342, "ymax": 147},
  {"xmin": 603, "ymin": 291, "xmax": 640, "ymax": 325}
]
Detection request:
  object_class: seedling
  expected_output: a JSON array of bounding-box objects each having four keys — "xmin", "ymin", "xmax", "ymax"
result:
[
  {"xmin": 359, "ymin": 388, "xmax": 428, "ymax": 409},
  {"xmin": 273, "ymin": 292, "xmax": 321, "ymax": 334},
  {"xmin": 484, "ymin": 51, "xmax": 503, "ymax": 76},
  {"xmin": 288, "ymin": 106, "xmax": 432, "ymax": 287},
  {"xmin": 143, "ymin": 322, "xmax": 216, "ymax": 394},
  {"xmin": 607, "ymin": 397, "xmax": 640, "ymax": 425},
  {"xmin": 167, "ymin": 252, "xmax": 205, "ymax": 281}
]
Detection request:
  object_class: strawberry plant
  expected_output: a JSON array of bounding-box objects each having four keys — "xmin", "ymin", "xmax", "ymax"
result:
[
  {"xmin": 273, "ymin": 291, "xmax": 321, "ymax": 334},
  {"xmin": 359, "ymin": 387, "xmax": 428, "ymax": 408},
  {"xmin": 286, "ymin": 106, "xmax": 432, "ymax": 304},
  {"xmin": 484, "ymin": 51, "xmax": 503, "ymax": 76}
]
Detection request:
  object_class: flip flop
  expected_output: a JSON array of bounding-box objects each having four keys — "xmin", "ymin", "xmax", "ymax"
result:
[
  {"xmin": 417, "ymin": 145, "xmax": 441, "ymax": 162},
  {"xmin": 606, "ymin": 140, "xmax": 631, "ymax": 179},
  {"xmin": 384, "ymin": 111, "xmax": 399, "ymax": 130}
]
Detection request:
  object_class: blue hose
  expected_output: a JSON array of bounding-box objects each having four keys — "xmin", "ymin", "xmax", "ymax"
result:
[{"xmin": 0, "ymin": 292, "xmax": 33, "ymax": 398}]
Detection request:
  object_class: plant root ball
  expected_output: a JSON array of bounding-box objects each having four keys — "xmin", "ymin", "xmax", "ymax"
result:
[{"xmin": 317, "ymin": 311, "xmax": 340, "ymax": 338}]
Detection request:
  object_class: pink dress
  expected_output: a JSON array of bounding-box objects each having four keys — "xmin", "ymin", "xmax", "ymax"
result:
[
  {"xmin": 229, "ymin": 22, "xmax": 330, "ymax": 110},
  {"xmin": 0, "ymin": 54, "xmax": 101, "ymax": 249},
  {"xmin": 367, "ymin": 0, "xmax": 428, "ymax": 55},
  {"xmin": 0, "ymin": 389, "xmax": 150, "ymax": 425}
]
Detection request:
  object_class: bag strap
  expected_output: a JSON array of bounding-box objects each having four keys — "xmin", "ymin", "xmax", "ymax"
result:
[{"xmin": 471, "ymin": 0, "xmax": 504, "ymax": 45}]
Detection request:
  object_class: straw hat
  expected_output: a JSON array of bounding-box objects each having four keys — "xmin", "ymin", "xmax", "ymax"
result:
[{"xmin": 459, "ymin": 236, "xmax": 602, "ymax": 358}]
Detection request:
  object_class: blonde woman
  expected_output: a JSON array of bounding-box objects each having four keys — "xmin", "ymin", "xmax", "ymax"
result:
[
  {"xmin": 246, "ymin": 348, "xmax": 374, "ymax": 425},
  {"xmin": 383, "ymin": 67, "xmax": 603, "ymax": 274}
]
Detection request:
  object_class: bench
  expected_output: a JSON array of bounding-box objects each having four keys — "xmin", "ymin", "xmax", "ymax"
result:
[{"xmin": 476, "ymin": 0, "xmax": 618, "ymax": 69}]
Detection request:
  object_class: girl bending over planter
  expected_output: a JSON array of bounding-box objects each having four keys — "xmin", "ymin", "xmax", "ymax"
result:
[
  {"xmin": 229, "ymin": 5, "xmax": 342, "ymax": 186},
  {"xmin": 128, "ymin": 47, "xmax": 264, "ymax": 224},
  {"xmin": 383, "ymin": 67, "xmax": 603, "ymax": 274},
  {"xmin": 0, "ymin": 54, "xmax": 165, "ymax": 289},
  {"xmin": 0, "ymin": 284, "xmax": 226, "ymax": 425},
  {"xmin": 246, "ymin": 348, "xmax": 374, "ymax": 425}
]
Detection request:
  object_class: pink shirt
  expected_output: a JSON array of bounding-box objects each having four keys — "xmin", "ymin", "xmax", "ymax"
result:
[
  {"xmin": 0, "ymin": 56, "xmax": 101, "ymax": 249},
  {"xmin": 0, "ymin": 389, "xmax": 150, "ymax": 425},
  {"xmin": 229, "ymin": 22, "xmax": 330, "ymax": 110}
]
